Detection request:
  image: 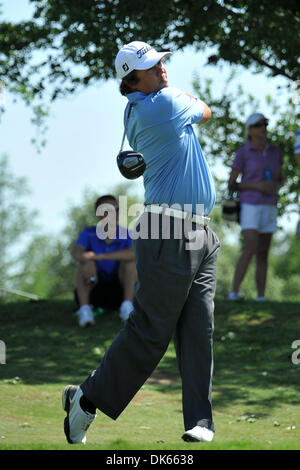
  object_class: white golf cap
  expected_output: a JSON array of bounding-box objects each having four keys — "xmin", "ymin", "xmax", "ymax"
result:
[
  {"xmin": 245, "ymin": 113, "xmax": 268, "ymax": 128},
  {"xmin": 115, "ymin": 41, "xmax": 172, "ymax": 79}
]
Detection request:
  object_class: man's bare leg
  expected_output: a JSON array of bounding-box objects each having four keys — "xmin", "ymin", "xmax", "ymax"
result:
[
  {"xmin": 75, "ymin": 260, "xmax": 98, "ymax": 326},
  {"xmin": 118, "ymin": 261, "xmax": 137, "ymax": 320}
]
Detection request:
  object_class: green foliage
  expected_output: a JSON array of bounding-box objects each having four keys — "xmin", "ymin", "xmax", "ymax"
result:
[
  {"xmin": 269, "ymin": 232, "xmax": 300, "ymax": 300},
  {"xmin": 0, "ymin": 154, "xmax": 37, "ymax": 288},
  {"xmin": 211, "ymin": 223, "xmax": 300, "ymax": 302},
  {"xmin": 61, "ymin": 186, "xmax": 100, "ymax": 243},
  {"xmin": 192, "ymin": 70, "xmax": 300, "ymax": 213},
  {"xmin": 3, "ymin": 167, "xmax": 300, "ymax": 301},
  {"xmin": 62, "ymin": 181, "xmax": 142, "ymax": 242},
  {"xmin": 30, "ymin": 103, "xmax": 50, "ymax": 154},
  {"xmin": 0, "ymin": 0, "xmax": 299, "ymax": 105},
  {"xmin": 16, "ymin": 181, "xmax": 142, "ymax": 299},
  {"xmin": 14, "ymin": 235, "xmax": 75, "ymax": 300},
  {"xmin": 191, "ymin": 66, "xmax": 300, "ymax": 302}
]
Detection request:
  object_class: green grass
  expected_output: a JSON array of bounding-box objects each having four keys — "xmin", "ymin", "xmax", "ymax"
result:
[{"xmin": 0, "ymin": 297, "xmax": 300, "ymax": 450}]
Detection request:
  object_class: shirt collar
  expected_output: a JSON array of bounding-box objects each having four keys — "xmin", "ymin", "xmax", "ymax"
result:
[
  {"xmin": 127, "ymin": 91, "xmax": 148, "ymax": 103},
  {"xmin": 246, "ymin": 140, "xmax": 270, "ymax": 152}
]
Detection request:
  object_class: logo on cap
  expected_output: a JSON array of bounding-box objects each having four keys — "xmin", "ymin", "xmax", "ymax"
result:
[
  {"xmin": 136, "ymin": 45, "xmax": 152, "ymax": 59},
  {"xmin": 122, "ymin": 63, "xmax": 129, "ymax": 72}
]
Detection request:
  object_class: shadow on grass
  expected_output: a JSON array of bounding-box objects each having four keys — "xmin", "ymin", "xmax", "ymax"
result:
[
  {"xmin": 1, "ymin": 298, "xmax": 299, "ymax": 418},
  {"xmin": 211, "ymin": 298, "xmax": 300, "ymax": 414},
  {"xmin": 0, "ymin": 299, "xmax": 123, "ymax": 385}
]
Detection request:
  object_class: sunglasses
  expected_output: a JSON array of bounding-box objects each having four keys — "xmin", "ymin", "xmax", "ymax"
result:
[{"xmin": 251, "ymin": 121, "xmax": 268, "ymax": 128}]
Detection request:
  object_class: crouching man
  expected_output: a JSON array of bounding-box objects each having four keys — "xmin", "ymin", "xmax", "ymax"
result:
[{"xmin": 71, "ymin": 194, "xmax": 136, "ymax": 327}]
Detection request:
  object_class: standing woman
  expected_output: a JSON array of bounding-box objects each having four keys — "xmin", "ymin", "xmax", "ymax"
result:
[{"xmin": 227, "ymin": 113, "xmax": 285, "ymax": 301}]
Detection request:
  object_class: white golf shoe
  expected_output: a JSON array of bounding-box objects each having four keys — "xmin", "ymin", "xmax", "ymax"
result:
[
  {"xmin": 182, "ymin": 426, "xmax": 214, "ymax": 442},
  {"xmin": 119, "ymin": 300, "xmax": 134, "ymax": 321},
  {"xmin": 76, "ymin": 305, "xmax": 95, "ymax": 327},
  {"xmin": 62, "ymin": 385, "xmax": 96, "ymax": 444}
]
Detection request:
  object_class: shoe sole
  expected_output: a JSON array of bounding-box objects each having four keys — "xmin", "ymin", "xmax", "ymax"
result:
[
  {"xmin": 181, "ymin": 431, "xmax": 213, "ymax": 442},
  {"xmin": 182, "ymin": 432, "xmax": 199, "ymax": 442},
  {"xmin": 62, "ymin": 385, "xmax": 78, "ymax": 444}
]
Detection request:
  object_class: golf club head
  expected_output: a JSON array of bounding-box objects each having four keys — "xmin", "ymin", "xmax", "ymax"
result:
[{"xmin": 117, "ymin": 150, "xmax": 146, "ymax": 179}]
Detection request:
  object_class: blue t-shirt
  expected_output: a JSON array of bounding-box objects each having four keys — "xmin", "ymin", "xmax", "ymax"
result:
[
  {"xmin": 76, "ymin": 226, "xmax": 132, "ymax": 281},
  {"xmin": 125, "ymin": 87, "xmax": 216, "ymax": 216}
]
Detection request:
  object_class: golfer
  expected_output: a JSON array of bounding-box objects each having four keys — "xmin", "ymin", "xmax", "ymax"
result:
[{"xmin": 62, "ymin": 41, "xmax": 220, "ymax": 444}]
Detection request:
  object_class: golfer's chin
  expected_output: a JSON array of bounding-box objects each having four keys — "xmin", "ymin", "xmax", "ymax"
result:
[{"xmin": 156, "ymin": 80, "xmax": 169, "ymax": 92}]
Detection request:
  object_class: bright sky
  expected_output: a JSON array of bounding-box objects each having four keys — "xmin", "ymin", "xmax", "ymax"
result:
[{"xmin": 0, "ymin": 0, "xmax": 294, "ymax": 237}]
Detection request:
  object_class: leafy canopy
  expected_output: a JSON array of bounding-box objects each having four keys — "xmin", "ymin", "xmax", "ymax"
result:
[{"xmin": 0, "ymin": 0, "xmax": 299, "ymax": 102}]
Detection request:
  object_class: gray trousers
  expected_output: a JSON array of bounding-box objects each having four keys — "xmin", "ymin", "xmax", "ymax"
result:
[{"xmin": 81, "ymin": 213, "xmax": 220, "ymax": 431}]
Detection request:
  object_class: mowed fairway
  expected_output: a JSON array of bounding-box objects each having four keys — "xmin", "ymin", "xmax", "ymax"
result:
[{"xmin": 0, "ymin": 298, "xmax": 299, "ymax": 450}]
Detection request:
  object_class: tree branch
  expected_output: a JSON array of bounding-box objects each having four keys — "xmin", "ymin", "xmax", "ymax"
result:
[{"xmin": 244, "ymin": 49, "xmax": 295, "ymax": 81}]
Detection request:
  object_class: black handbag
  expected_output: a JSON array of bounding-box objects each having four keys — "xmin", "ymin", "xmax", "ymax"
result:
[{"xmin": 222, "ymin": 195, "xmax": 240, "ymax": 223}]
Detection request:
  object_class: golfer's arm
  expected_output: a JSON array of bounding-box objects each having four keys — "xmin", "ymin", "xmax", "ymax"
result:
[
  {"xmin": 198, "ymin": 101, "xmax": 211, "ymax": 124},
  {"xmin": 184, "ymin": 93, "xmax": 211, "ymax": 124},
  {"xmin": 94, "ymin": 247, "xmax": 134, "ymax": 262}
]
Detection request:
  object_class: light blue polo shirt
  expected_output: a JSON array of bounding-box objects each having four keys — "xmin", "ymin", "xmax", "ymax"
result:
[
  {"xmin": 76, "ymin": 226, "xmax": 132, "ymax": 281},
  {"xmin": 125, "ymin": 87, "xmax": 215, "ymax": 216}
]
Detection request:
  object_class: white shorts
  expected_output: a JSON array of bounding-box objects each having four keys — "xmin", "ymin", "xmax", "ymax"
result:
[{"xmin": 240, "ymin": 203, "xmax": 278, "ymax": 233}]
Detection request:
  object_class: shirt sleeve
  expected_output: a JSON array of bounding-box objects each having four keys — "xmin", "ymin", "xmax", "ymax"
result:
[
  {"xmin": 232, "ymin": 147, "xmax": 244, "ymax": 172},
  {"xmin": 154, "ymin": 87, "xmax": 204, "ymax": 127},
  {"xmin": 294, "ymin": 128, "xmax": 300, "ymax": 154},
  {"xmin": 75, "ymin": 228, "xmax": 90, "ymax": 250}
]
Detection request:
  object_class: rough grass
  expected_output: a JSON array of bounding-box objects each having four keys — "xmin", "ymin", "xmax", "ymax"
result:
[{"xmin": 0, "ymin": 297, "xmax": 299, "ymax": 451}]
